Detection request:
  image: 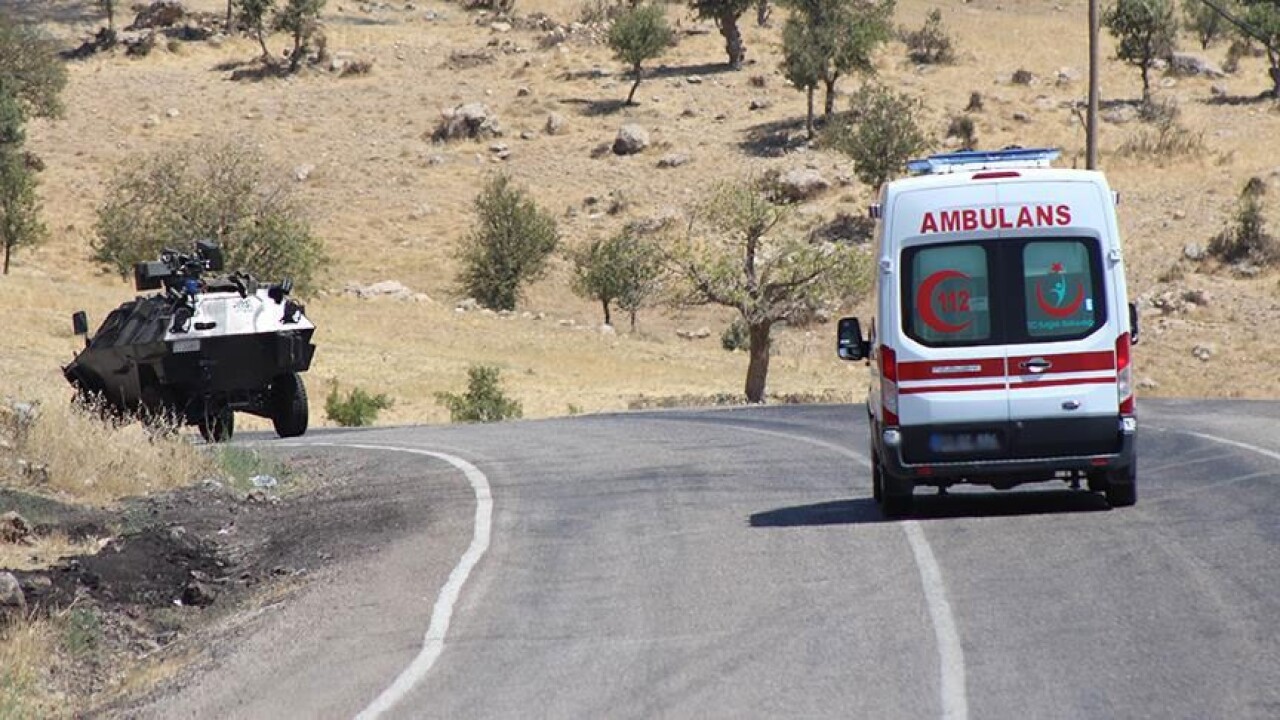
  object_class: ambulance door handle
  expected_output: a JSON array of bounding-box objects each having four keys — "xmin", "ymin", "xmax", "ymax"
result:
[{"xmin": 1020, "ymin": 358, "xmax": 1052, "ymax": 374}]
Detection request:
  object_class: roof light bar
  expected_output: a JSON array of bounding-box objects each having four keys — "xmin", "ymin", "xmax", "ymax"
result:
[{"xmin": 906, "ymin": 147, "xmax": 1061, "ymax": 175}]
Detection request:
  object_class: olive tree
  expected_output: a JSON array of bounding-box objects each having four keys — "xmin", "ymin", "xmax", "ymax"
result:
[
  {"xmin": 1235, "ymin": 1, "xmax": 1280, "ymax": 96},
  {"xmin": 670, "ymin": 181, "xmax": 872, "ymax": 403},
  {"xmin": 689, "ymin": 0, "xmax": 753, "ymax": 68},
  {"xmin": 824, "ymin": 82, "xmax": 931, "ymax": 189},
  {"xmin": 0, "ymin": 92, "xmax": 42, "ymax": 276},
  {"xmin": 275, "ymin": 0, "xmax": 326, "ymax": 71},
  {"xmin": 607, "ymin": 3, "xmax": 673, "ymax": 105},
  {"xmin": 458, "ymin": 174, "xmax": 559, "ymax": 311},
  {"xmin": 571, "ymin": 227, "xmax": 666, "ymax": 329},
  {"xmin": 781, "ymin": 0, "xmax": 894, "ymax": 137},
  {"xmin": 0, "ymin": 12, "xmax": 68, "ymax": 121},
  {"xmin": 93, "ymin": 141, "xmax": 327, "ymax": 294},
  {"xmin": 235, "ymin": 0, "xmax": 276, "ymax": 60},
  {"xmin": 1103, "ymin": 0, "xmax": 1179, "ymax": 103}
]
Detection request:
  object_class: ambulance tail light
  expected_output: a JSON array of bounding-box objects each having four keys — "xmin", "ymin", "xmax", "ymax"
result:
[
  {"xmin": 880, "ymin": 345, "xmax": 899, "ymax": 425},
  {"xmin": 1116, "ymin": 333, "xmax": 1134, "ymax": 414}
]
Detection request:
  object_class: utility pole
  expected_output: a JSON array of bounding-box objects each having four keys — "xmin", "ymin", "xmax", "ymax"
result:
[{"xmin": 1087, "ymin": 0, "xmax": 1099, "ymax": 170}]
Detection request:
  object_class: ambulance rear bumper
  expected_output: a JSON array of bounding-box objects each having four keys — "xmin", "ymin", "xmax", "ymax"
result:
[{"xmin": 876, "ymin": 416, "xmax": 1137, "ymax": 487}]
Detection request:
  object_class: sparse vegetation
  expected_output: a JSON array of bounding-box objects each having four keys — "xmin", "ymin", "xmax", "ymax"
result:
[
  {"xmin": 324, "ymin": 383, "xmax": 393, "ymax": 427},
  {"xmin": 607, "ymin": 3, "xmax": 673, "ymax": 105},
  {"xmin": 458, "ymin": 173, "xmax": 559, "ymax": 311},
  {"xmin": 435, "ymin": 365, "xmax": 523, "ymax": 423},
  {"xmin": 824, "ymin": 82, "xmax": 932, "ymax": 189},
  {"xmin": 946, "ymin": 114, "xmax": 977, "ymax": 149},
  {"xmin": 1236, "ymin": 1, "xmax": 1280, "ymax": 97},
  {"xmin": 571, "ymin": 227, "xmax": 666, "ymax": 329},
  {"xmin": 1209, "ymin": 177, "xmax": 1279, "ymax": 266},
  {"xmin": 902, "ymin": 8, "xmax": 955, "ymax": 64},
  {"xmin": 670, "ymin": 181, "xmax": 873, "ymax": 402},
  {"xmin": 1116, "ymin": 113, "xmax": 1204, "ymax": 158},
  {"xmin": 1103, "ymin": 0, "xmax": 1179, "ymax": 103},
  {"xmin": 92, "ymin": 140, "xmax": 327, "ymax": 295}
]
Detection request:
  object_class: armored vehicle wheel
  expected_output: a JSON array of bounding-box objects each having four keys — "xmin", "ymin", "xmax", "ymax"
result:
[
  {"xmin": 198, "ymin": 406, "xmax": 234, "ymax": 443},
  {"xmin": 271, "ymin": 373, "xmax": 308, "ymax": 438}
]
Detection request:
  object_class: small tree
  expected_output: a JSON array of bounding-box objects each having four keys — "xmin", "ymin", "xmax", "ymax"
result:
[
  {"xmin": 458, "ymin": 174, "xmax": 559, "ymax": 311},
  {"xmin": 325, "ymin": 383, "xmax": 393, "ymax": 426},
  {"xmin": 1209, "ymin": 176, "xmax": 1279, "ymax": 265},
  {"xmin": 902, "ymin": 7, "xmax": 954, "ymax": 64},
  {"xmin": 607, "ymin": 4, "xmax": 673, "ymax": 105},
  {"xmin": 435, "ymin": 365, "xmax": 523, "ymax": 423},
  {"xmin": 98, "ymin": 0, "xmax": 116, "ymax": 30},
  {"xmin": 571, "ymin": 227, "xmax": 666, "ymax": 329},
  {"xmin": 1238, "ymin": 1, "xmax": 1280, "ymax": 97},
  {"xmin": 1183, "ymin": 0, "xmax": 1233, "ymax": 48},
  {"xmin": 670, "ymin": 181, "xmax": 872, "ymax": 403},
  {"xmin": 1103, "ymin": 0, "xmax": 1179, "ymax": 103},
  {"xmin": 781, "ymin": 0, "xmax": 894, "ymax": 136},
  {"xmin": 0, "ymin": 13, "xmax": 68, "ymax": 121},
  {"xmin": 825, "ymin": 82, "xmax": 931, "ymax": 189},
  {"xmin": 235, "ymin": 0, "xmax": 276, "ymax": 60},
  {"xmin": 689, "ymin": 0, "xmax": 754, "ymax": 68},
  {"xmin": 274, "ymin": 0, "xmax": 326, "ymax": 72},
  {"xmin": 0, "ymin": 144, "xmax": 43, "ymax": 275},
  {"xmin": 93, "ymin": 141, "xmax": 327, "ymax": 293}
]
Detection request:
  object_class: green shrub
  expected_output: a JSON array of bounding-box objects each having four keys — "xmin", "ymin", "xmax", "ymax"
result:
[
  {"xmin": 325, "ymin": 383, "xmax": 393, "ymax": 427},
  {"xmin": 721, "ymin": 317, "xmax": 749, "ymax": 351},
  {"xmin": 945, "ymin": 114, "xmax": 977, "ymax": 149},
  {"xmin": 824, "ymin": 83, "xmax": 932, "ymax": 189},
  {"xmin": 902, "ymin": 9, "xmax": 954, "ymax": 64},
  {"xmin": 435, "ymin": 366, "xmax": 523, "ymax": 423},
  {"xmin": 60, "ymin": 607, "xmax": 101, "ymax": 658},
  {"xmin": 458, "ymin": 174, "xmax": 559, "ymax": 311},
  {"xmin": 1209, "ymin": 177, "xmax": 1279, "ymax": 266}
]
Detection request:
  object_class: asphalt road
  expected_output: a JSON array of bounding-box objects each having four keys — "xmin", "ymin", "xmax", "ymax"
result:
[{"xmin": 142, "ymin": 399, "xmax": 1280, "ymax": 720}]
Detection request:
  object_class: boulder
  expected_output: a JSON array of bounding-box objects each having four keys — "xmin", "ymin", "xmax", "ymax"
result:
[
  {"xmin": 612, "ymin": 124, "xmax": 649, "ymax": 155},
  {"xmin": 0, "ymin": 512, "xmax": 32, "ymax": 544},
  {"xmin": 129, "ymin": 0, "xmax": 186, "ymax": 30},
  {"xmin": 545, "ymin": 112, "xmax": 566, "ymax": 135},
  {"xmin": 0, "ymin": 572, "xmax": 25, "ymax": 618},
  {"xmin": 434, "ymin": 103, "xmax": 502, "ymax": 142},
  {"xmin": 776, "ymin": 168, "xmax": 831, "ymax": 202},
  {"xmin": 1170, "ymin": 52, "xmax": 1226, "ymax": 78},
  {"xmin": 657, "ymin": 152, "xmax": 690, "ymax": 168},
  {"xmin": 1101, "ymin": 105, "xmax": 1138, "ymax": 124}
]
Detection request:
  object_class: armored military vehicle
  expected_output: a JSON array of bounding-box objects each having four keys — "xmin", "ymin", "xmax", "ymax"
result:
[{"xmin": 63, "ymin": 240, "xmax": 316, "ymax": 442}]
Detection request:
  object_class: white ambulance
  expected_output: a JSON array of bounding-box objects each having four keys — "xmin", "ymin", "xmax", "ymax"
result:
[{"xmin": 836, "ymin": 148, "xmax": 1138, "ymax": 516}]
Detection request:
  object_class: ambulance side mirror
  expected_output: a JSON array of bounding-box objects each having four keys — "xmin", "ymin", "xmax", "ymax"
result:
[
  {"xmin": 837, "ymin": 317, "xmax": 870, "ymax": 361},
  {"xmin": 1128, "ymin": 302, "xmax": 1140, "ymax": 346}
]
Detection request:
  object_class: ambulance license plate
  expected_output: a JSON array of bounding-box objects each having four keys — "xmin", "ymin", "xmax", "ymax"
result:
[{"xmin": 929, "ymin": 432, "xmax": 1001, "ymax": 454}]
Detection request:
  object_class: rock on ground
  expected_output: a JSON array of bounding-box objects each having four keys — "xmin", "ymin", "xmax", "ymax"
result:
[{"xmin": 613, "ymin": 124, "xmax": 650, "ymax": 155}]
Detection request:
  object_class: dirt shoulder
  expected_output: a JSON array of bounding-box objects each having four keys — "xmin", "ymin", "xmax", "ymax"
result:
[{"xmin": 1, "ymin": 445, "xmax": 446, "ymax": 717}]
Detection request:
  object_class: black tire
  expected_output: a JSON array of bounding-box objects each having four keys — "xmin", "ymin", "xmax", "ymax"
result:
[
  {"xmin": 271, "ymin": 373, "xmax": 308, "ymax": 438},
  {"xmin": 198, "ymin": 406, "xmax": 234, "ymax": 443},
  {"xmin": 1105, "ymin": 464, "xmax": 1137, "ymax": 507},
  {"xmin": 881, "ymin": 473, "xmax": 914, "ymax": 518},
  {"xmin": 871, "ymin": 456, "xmax": 884, "ymax": 504}
]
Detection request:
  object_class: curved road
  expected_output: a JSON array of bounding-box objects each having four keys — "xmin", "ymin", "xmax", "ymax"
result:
[{"xmin": 143, "ymin": 399, "xmax": 1280, "ymax": 719}]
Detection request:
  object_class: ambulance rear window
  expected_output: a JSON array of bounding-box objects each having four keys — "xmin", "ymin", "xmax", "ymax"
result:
[
  {"xmin": 902, "ymin": 237, "xmax": 1106, "ymax": 347},
  {"xmin": 904, "ymin": 243, "xmax": 993, "ymax": 346}
]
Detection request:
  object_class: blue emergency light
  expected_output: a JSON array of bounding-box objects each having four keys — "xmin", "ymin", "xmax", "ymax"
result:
[{"xmin": 907, "ymin": 147, "xmax": 1061, "ymax": 175}]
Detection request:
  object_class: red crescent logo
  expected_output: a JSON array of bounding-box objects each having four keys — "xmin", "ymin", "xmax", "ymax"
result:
[
  {"xmin": 1035, "ymin": 281, "xmax": 1086, "ymax": 318},
  {"xmin": 917, "ymin": 269, "xmax": 972, "ymax": 334}
]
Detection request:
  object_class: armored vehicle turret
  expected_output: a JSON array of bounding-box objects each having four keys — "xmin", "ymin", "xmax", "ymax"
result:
[{"xmin": 64, "ymin": 240, "xmax": 316, "ymax": 442}]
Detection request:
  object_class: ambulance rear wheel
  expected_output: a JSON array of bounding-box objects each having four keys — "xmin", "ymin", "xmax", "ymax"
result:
[
  {"xmin": 871, "ymin": 453, "xmax": 884, "ymax": 503},
  {"xmin": 881, "ymin": 474, "xmax": 914, "ymax": 518},
  {"xmin": 1105, "ymin": 464, "xmax": 1137, "ymax": 508},
  {"xmin": 271, "ymin": 373, "xmax": 309, "ymax": 439}
]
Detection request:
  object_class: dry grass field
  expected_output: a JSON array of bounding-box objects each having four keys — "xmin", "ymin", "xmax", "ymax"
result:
[{"xmin": 2, "ymin": 0, "xmax": 1279, "ymax": 432}]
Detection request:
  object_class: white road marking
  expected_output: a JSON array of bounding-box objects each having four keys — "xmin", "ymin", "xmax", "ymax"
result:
[
  {"xmin": 723, "ymin": 425, "xmax": 969, "ymax": 720},
  {"xmin": 1168, "ymin": 429, "xmax": 1280, "ymax": 463},
  {"xmin": 282, "ymin": 442, "xmax": 492, "ymax": 720}
]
